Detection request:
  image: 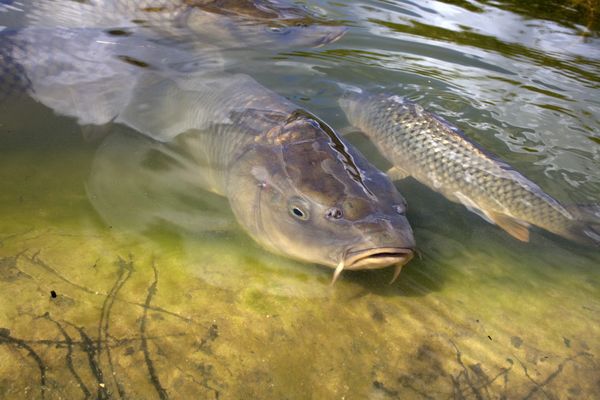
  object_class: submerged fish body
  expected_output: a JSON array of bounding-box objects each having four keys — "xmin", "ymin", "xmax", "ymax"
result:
[
  {"xmin": 88, "ymin": 74, "xmax": 416, "ymax": 274},
  {"xmin": 339, "ymin": 91, "xmax": 600, "ymax": 246}
]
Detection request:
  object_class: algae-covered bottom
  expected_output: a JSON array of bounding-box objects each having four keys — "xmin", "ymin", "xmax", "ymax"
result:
[{"xmin": 1, "ymin": 100, "xmax": 599, "ymax": 399}]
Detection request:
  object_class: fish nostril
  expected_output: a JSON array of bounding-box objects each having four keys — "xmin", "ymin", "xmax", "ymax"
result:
[
  {"xmin": 326, "ymin": 207, "xmax": 343, "ymax": 220},
  {"xmin": 393, "ymin": 204, "xmax": 406, "ymax": 214}
]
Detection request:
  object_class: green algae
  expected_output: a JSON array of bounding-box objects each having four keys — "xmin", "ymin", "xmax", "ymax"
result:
[{"xmin": 1, "ymin": 124, "xmax": 599, "ymax": 398}]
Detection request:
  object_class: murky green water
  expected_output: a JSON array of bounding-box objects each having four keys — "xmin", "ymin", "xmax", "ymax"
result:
[{"xmin": 1, "ymin": 1, "xmax": 599, "ymax": 399}]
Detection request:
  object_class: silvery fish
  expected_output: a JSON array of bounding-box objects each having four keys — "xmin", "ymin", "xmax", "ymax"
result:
[
  {"xmin": 339, "ymin": 91, "xmax": 600, "ymax": 246},
  {"xmin": 0, "ymin": 1, "xmax": 414, "ymax": 281}
]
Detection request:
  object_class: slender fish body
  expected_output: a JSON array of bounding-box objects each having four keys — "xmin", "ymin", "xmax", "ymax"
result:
[{"xmin": 339, "ymin": 91, "xmax": 600, "ymax": 245}]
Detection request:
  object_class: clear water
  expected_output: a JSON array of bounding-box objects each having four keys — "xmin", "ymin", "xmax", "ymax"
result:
[{"xmin": 1, "ymin": 1, "xmax": 599, "ymax": 399}]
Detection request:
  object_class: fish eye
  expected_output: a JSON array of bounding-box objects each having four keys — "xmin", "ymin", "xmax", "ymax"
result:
[
  {"xmin": 325, "ymin": 207, "xmax": 343, "ymax": 220},
  {"xmin": 290, "ymin": 206, "xmax": 308, "ymax": 220},
  {"xmin": 289, "ymin": 197, "xmax": 310, "ymax": 220},
  {"xmin": 393, "ymin": 204, "xmax": 406, "ymax": 214}
]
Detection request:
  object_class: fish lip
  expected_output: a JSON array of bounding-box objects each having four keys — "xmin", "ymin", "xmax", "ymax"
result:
[{"xmin": 343, "ymin": 247, "xmax": 414, "ymax": 270}]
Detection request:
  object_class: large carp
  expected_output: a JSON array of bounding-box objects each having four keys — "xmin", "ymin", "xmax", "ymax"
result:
[
  {"xmin": 0, "ymin": 1, "xmax": 415, "ymax": 281},
  {"xmin": 90, "ymin": 73, "xmax": 416, "ymax": 282},
  {"xmin": 340, "ymin": 91, "xmax": 600, "ymax": 246}
]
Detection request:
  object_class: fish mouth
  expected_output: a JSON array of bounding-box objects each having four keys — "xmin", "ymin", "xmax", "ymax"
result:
[
  {"xmin": 329, "ymin": 247, "xmax": 414, "ymax": 285},
  {"xmin": 344, "ymin": 247, "xmax": 414, "ymax": 270}
]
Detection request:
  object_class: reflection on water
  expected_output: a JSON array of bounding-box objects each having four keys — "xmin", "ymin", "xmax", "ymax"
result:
[{"xmin": 1, "ymin": 0, "xmax": 599, "ymax": 399}]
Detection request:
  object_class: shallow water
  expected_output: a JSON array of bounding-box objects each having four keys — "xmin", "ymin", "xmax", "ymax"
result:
[{"xmin": 1, "ymin": 1, "xmax": 599, "ymax": 399}]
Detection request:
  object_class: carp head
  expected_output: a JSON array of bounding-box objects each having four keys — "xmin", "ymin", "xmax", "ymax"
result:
[{"xmin": 227, "ymin": 112, "xmax": 415, "ymax": 282}]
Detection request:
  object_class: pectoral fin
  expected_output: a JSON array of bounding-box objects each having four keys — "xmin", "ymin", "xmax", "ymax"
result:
[
  {"xmin": 489, "ymin": 211, "xmax": 531, "ymax": 242},
  {"xmin": 87, "ymin": 131, "xmax": 233, "ymax": 234},
  {"xmin": 453, "ymin": 192, "xmax": 531, "ymax": 242},
  {"xmin": 454, "ymin": 192, "xmax": 495, "ymax": 224},
  {"xmin": 386, "ymin": 166, "xmax": 410, "ymax": 181}
]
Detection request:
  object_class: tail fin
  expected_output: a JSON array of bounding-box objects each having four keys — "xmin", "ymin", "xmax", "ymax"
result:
[{"xmin": 567, "ymin": 204, "xmax": 600, "ymax": 247}]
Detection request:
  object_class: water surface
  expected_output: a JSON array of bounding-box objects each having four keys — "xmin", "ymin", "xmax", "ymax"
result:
[{"xmin": 1, "ymin": 0, "xmax": 599, "ymax": 399}]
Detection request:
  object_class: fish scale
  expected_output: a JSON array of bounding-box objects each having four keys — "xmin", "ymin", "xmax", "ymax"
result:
[{"xmin": 339, "ymin": 91, "xmax": 600, "ymax": 246}]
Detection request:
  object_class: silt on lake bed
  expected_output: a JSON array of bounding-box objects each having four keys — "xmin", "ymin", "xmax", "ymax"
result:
[{"xmin": 1, "ymin": 0, "xmax": 599, "ymax": 399}]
